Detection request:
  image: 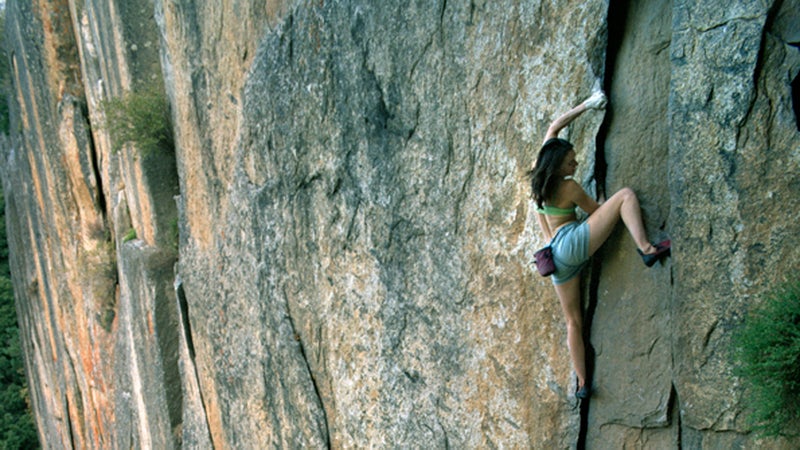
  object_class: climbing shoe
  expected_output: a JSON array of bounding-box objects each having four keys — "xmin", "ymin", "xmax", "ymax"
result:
[
  {"xmin": 638, "ymin": 240, "xmax": 671, "ymax": 267},
  {"xmin": 576, "ymin": 384, "xmax": 591, "ymax": 400}
]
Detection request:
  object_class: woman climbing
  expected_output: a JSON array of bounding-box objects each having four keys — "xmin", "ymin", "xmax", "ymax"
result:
[{"xmin": 529, "ymin": 91, "xmax": 670, "ymax": 399}]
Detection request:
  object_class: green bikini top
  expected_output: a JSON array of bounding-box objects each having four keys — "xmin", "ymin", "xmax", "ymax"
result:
[{"xmin": 536, "ymin": 204, "xmax": 577, "ymax": 216}]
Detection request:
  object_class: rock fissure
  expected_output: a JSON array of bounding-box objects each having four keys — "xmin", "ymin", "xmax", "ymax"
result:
[
  {"xmin": 281, "ymin": 289, "xmax": 331, "ymax": 448},
  {"xmin": 793, "ymin": 70, "xmax": 800, "ymax": 130},
  {"xmin": 583, "ymin": 0, "xmax": 682, "ymax": 446},
  {"xmin": 176, "ymin": 283, "xmax": 196, "ymax": 361},
  {"xmin": 577, "ymin": 0, "xmax": 626, "ymax": 445},
  {"xmin": 84, "ymin": 105, "xmax": 107, "ymax": 220},
  {"xmin": 64, "ymin": 395, "xmax": 77, "ymax": 449},
  {"xmin": 173, "ymin": 279, "xmax": 214, "ymax": 447},
  {"xmin": 295, "ymin": 335, "xmax": 332, "ymax": 450}
]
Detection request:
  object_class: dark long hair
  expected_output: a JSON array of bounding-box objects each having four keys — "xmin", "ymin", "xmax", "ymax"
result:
[{"xmin": 528, "ymin": 138, "xmax": 574, "ymax": 208}]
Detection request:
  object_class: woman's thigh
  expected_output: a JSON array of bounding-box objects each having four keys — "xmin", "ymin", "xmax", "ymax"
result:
[{"xmin": 585, "ymin": 189, "xmax": 629, "ymax": 255}]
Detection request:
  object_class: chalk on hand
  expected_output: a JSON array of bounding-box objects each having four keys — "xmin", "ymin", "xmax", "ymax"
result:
[{"xmin": 584, "ymin": 91, "xmax": 607, "ymax": 110}]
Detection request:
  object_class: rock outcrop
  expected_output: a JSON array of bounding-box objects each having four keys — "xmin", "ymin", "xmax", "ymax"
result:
[{"xmin": 2, "ymin": 0, "xmax": 799, "ymax": 448}]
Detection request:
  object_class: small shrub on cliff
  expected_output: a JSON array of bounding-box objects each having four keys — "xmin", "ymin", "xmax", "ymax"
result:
[
  {"xmin": 733, "ymin": 279, "xmax": 800, "ymax": 437},
  {"xmin": 101, "ymin": 86, "xmax": 173, "ymax": 155},
  {"xmin": 122, "ymin": 228, "xmax": 137, "ymax": 243}
]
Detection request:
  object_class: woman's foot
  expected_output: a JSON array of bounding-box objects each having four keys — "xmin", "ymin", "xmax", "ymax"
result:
[
  {"xmin": 638, "ymin": 240, "xmax": 671, "ymax": 267},
  {"xmin": 639, "ymin": 243, "xmax": 657, "ymax": 255},
  {"xmin": 576, "ymin": 382, "xmax": 591, "ymax": 399}
]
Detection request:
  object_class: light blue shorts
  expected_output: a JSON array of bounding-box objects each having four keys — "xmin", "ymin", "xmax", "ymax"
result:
[{"xmin": 550, "ymin": 221, "xmax": 590, "ymax": 285}]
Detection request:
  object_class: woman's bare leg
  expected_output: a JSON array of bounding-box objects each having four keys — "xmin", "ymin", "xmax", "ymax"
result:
[
  {"xmin": 586, "ymin": 187, "xmax": 655, "ymax": 256},
  {"xmin": 554, "ymin": 276, "xmax": 587, "ymax": 388}
]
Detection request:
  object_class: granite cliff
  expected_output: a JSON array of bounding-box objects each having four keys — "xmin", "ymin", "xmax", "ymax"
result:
[{"xmin": 1, "ymin": 0, "xmax": 799, "ymax": 448}]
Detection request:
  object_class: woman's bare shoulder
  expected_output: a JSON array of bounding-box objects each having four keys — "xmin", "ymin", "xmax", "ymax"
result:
[
  {"xmin": 560, "ymin": 178, "xmax": 584, "ymax": 194},
  {"xmin": 561, "ymin": 178, "xmax": 600, "ymax": 213},
  {"xmin": 549, "ymin": 178, "xmax": 579, "ymax": 205}
]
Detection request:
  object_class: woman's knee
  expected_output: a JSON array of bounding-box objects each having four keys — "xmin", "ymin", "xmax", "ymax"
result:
[
  {"xmin": 613, "ymin": 187, "xmax": 639, "ymax": 205},
  {"xmin": 564, "ymin": 314, "xmax": 583, "ymax": 331},
  {"xmin": 617, "ymin": 187, "xmax": 635, "ymax": 199}
]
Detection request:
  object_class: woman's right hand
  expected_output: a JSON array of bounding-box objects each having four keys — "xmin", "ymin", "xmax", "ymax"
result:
[{"xmin": 583, "ymin": 91, "xmax": 607, "ymax": 110}]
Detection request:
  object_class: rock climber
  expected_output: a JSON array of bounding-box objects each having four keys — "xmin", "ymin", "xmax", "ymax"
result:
[{"xmin": 528, "ymin": 91, "xmax": 670, "ymax": 399}]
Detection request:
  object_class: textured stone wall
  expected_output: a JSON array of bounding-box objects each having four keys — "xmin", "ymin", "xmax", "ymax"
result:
[
  {"xmin": 586, "ymin": 0, "xmax": 800, "ymax": 448},
  {"xmin": 588, "ymin": 0, "xmax": 675, "ymax": 446},
  {"xmin": 2, "ymin": 0, "xmax": 800, "ymax": 448},
  {"xmin": 166, "ymin": 0, "xmax": 614, "ymax": 446},
  {"xmin": 2, "ymin": 0, "xmax": 182, "ymax": 447},
  {"xmin": 669, "ymin": 0, "xmax": 800, "ymax": 446},
  {"xmin": 3, "ymin": 1, "xmax": 113, "ymax": 447}
]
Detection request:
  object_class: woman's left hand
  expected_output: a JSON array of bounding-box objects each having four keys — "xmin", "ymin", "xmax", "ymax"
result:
[{"xmin": 583, "ymin": 91, "xmax": 607, "ymax": 110}]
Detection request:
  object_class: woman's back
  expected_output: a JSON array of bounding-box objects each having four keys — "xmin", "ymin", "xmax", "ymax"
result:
[{"xmin": 541, "ymin": 179, "xmax": 579, "ymax": 232}]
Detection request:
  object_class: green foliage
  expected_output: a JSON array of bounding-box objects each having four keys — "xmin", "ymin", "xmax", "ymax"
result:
[
  {"xmin": 101, "ymin": 86, "xmax": 173, "ymax": 156},
  {"xmin": 733, "ymin": 280, "xmax": 800, "ymax": 437},
  {"xmin": 122, "ymin": 228, "xmax": 137, "ymax": 243},
  {"xmin": 0, "ymin": 192, "xmax": 40, "ymax": 448}
]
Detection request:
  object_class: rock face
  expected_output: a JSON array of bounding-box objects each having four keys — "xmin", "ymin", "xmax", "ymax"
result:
[
  {"xmin": 1, "ymin": 0, "xmax": 799, "ymax": 448},
  {"xmin": 588, "ymin": 0, "xmax": 675, "ymax": 445}
]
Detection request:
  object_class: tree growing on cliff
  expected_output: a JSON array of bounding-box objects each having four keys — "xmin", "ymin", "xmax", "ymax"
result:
[
  {"xmin": 101, "ymin": 84, "xmax": 174, "ymax": 156},
  {"xmin": 734, "ymin": 279, "xmax": 800, "ymax": 438}
]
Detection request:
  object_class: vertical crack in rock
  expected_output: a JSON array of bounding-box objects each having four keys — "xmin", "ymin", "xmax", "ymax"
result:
[
  {"xmin": 176, "ymin": 282, "xmax": 196, "ymax": 361},
  {"xmin": 154, "ymin": 268, "xmax": 184, "ymax": 437},
  {"xmin": 82, "ymin": 101, "xmax": 107, "ymax": 220},
  {"xmin": 667, "ymin": 384, "xmax": 680, "ymax": 449},
  {"xmin": 299, "ymin": 341, "xmax": 332, "ymax": 448},
  {"xmin": 742, "ymin": 0, "xmax": 784, "ymax": 137},
  {"xmin": 585, "ymin": 0, "xmax": 675, "ymax": 442},
  {"xmin": 580, "ymin": 258, "xmax": 602, "ymax": 450},
  {"xmin": 283, "ymin": 303, "xmax": 331, "ymax": 449},
  {"xmin": 64, "ymin": 352, "xmax": 86, "ymax": 448},
  {"xmin": 792, "ymin": 71, "xmax": 800, "ymax": 131},
  {"xmin": 594, "ymin": 0, "xmax": 631, "ymax": 200},
  {"xmin": 174, "ymin": 279, "xmax": 214, "ymax": 447},
  {"xmin": 782, "ymin": 0, "xmax": 800, "ymax": 133},
  {"xmin": 580, "ymin": 0, "xmax": 631, "ymax": 447},
  {"xmin": 65, "ymin": 395, "xmax": 77, "ymax": 449}
]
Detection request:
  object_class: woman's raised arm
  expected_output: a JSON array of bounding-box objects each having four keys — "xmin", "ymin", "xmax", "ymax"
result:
[{"xmin": 542, "ymin": 91, "xmax": 607, "ymax": 145}]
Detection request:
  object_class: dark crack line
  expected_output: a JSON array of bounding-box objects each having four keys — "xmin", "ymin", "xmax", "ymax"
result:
[
  {"xmin": 82, "ymin": 100, "xmax": 108, "ymax": 221},
  {"xmin": 671, "ymin": 384, "xmax": 682, "ymax": 449},
  {"xmin": 282, "ymin": 296, "xmax": 331, "ymax": 449},
  {"xmin": 175, "ymin": 281, "xmax": 215, "ymax": 448},
  {"xmin": 294, "ymin": 333, "xmax": 332, "ymax": 449},
  {"xmin": 578, "ymin": 252, "xmax": 603, "ymax": 450},
  {"xmin": 65, "ymin": 393, "xmax": 77, "ymax": 449},
  {"xmin": 578, "ymin": 0, "xmax": 629, "ymax": 446},
  {"xmin": 792, "ymin": 71, "xmax": 800, "ymax": 131}
]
